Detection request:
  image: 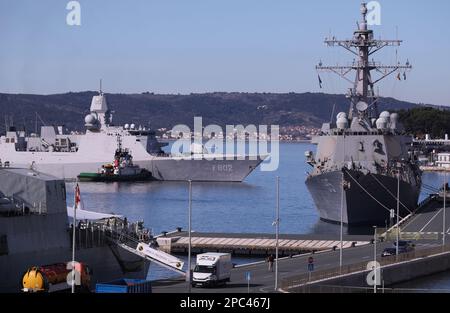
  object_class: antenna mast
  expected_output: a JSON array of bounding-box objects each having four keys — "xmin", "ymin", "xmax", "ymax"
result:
[{"xmin": 316, "ymin": 2, "xmax": 412, "ymax": 120}]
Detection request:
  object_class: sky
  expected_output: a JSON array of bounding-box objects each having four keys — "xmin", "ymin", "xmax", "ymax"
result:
[{"xmin": 0, "ymin": 0, "xmax": 449, "ymax": 106}]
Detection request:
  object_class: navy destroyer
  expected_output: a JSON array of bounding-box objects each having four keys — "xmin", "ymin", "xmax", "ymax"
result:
[{"xmin": 305, "ymin": 3, "xmax": 422, "ymax": 226}]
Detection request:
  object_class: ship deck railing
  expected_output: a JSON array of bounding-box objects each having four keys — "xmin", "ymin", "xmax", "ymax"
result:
[{"xmin": 69, "ymin": 218, "xmax": 153, "ymax": 250}]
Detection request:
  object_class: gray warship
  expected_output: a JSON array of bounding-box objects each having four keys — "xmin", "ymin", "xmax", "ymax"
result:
[
  {"xmin": 0, "ymin": 167, "xmax": 151, "ymax": 292},
  {"xmin": 305, "ymin": 3, "xmax": 422, "ymax": 226},
  {"xmin": 0, "ymin": 90, "xmax": 264, "ymax": 182}
]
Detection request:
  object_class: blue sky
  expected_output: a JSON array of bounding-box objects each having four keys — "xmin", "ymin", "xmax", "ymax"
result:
[{"xmin": 0, "ymin": 0, "xmax": 449, "ymax": 106}]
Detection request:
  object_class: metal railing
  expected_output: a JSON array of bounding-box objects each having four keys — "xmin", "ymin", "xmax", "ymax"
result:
[
  {"xmin": 280, "ymin": 244, "xmax": 450, "ymax": 292},
  {"xmin": 301, "ymin": 285, "xmax": 450, "ymax": 294},
  {"xmin": 69, "ymin": 218, "xmax": 153, "ymax": 250}
]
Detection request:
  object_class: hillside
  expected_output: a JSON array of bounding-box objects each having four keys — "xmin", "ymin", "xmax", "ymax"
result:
[{"xmin": 0, "ymin": 92, "xmax": 431, "ymax": 133}]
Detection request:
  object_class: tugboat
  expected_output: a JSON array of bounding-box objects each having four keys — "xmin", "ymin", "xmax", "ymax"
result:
[{"xmin": 78, "ymin": 138, "xmax": 154, "ymax": 182}]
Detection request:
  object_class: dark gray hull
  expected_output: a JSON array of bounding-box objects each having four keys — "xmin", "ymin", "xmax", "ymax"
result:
[{"xmin": 306, "ymin": 170, "xmax": 420, "ymax": 226}]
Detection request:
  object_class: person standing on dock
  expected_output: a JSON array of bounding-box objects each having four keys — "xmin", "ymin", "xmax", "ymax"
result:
[{"xmin": 267, "ymin": 255, "xmax": 275, "ymax": 272}]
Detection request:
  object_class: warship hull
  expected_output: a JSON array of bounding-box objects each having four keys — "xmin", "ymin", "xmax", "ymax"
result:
[
  {"xmin": 306, "ymin": 170, "xmax": 421, "ymax": 226},
  {"xmin": 6, "ymin": 157, "xmax": 263, "ymax": 182}
]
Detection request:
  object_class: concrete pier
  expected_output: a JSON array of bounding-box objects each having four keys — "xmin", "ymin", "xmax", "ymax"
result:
[{"xmin": 156, "ymin": 231, "xmax": 370, "ymax": 257}]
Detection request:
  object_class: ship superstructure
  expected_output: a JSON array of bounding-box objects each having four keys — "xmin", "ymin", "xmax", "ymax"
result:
[{"xmin": 305, "ymin": 3, "xmax": 422, "ymax": 226}]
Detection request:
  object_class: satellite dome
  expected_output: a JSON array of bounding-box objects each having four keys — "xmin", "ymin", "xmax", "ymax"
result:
[
  {"xmin": 337, "ymin": 112, "xmax": 347, "ymax": 119},
  {"xmin": 84, "ymin": 114, "xmax": 97, "ymax": 125},
  {"xmin": 390, "ymin": 113, "xmax": 399, "ymax": 122},
  {"xmin": 390, "ymin": 113, "xmax": 399, "ymax": 130},
  {"xmin": 130, "ymin": 124, "xmax": 136, "ymax": 130},
  {"xmin": 124, "ymin": 124, "xmax": 130, "ymax": 130},
  {"xmin": 336, "ymin": 117, "xmax": 348, "ymax": 130},
  {"xmin": 376, "ymin": 118, "xmax": 388, "ymax": 130}
]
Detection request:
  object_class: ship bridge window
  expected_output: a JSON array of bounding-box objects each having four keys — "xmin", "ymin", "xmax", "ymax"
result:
[{"xmin": 0, "ymin": 235, "xmax": 8, "ymax": 256}]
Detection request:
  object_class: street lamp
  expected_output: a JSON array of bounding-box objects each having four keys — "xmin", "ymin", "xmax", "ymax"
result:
[
  {"xmin": 373, "ymin": 226, "xmax": 377, "ymax": 294},
  {"xmin": 340, "ymin": 133, "xmax": 346, "ymax": 270},
  {"xmin": 274, "ymin": 177, "xmax": 280, "ymax": 291},
  {"xmin": 443, "ymin": 171, "xmax": 447, "ymax": 247},
  {"xmin": 396, "ymin": 168, "xmax": 400, "ymax": 257},
  {"xmin": 187, "ymin": 180, "xmax": 192, "ymax": 293}
]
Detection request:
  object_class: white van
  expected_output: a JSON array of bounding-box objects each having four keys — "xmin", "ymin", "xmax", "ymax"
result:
[{"xmin": 192, "ymin": 253, "xmax": 232, "ymax": 287}]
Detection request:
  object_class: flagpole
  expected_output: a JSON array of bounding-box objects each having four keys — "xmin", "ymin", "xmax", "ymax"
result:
[{"xmin": 71, "ymin": 183, "xmax": 78, "ymax": 294}]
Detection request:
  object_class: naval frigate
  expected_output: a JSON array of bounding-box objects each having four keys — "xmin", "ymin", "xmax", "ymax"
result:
[
  {"xmin": 0, "ymin": 91, "xmax": 264, "ymax": 182},
  {"xmin": 305, "ymin": 3, "xmax": 422, "ymax": 226}
]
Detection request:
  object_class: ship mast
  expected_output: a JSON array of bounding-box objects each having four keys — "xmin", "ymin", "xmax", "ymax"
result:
[{"xmin": 316, "ymin": 2, "xmax": 412, "ymax": 120}]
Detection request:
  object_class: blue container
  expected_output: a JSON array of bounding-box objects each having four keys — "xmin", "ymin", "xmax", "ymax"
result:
[{"xmin": 95, "ymin": 279, "xmax": 152, "ymax": 293}]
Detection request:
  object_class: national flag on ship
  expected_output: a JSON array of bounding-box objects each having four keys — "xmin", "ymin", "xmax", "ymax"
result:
[
  {"xmin": 75, "ymin": 184, "xmax": 81, "ymax": 209},
  {"xmin": 318, "ymin": 75, "xmax": 323, "ymax": 88}
]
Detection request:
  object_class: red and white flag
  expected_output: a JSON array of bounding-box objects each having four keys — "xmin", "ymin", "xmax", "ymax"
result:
[{"xmin": 75, "ymin": 184, "xmax": 81, "ymax": 209}]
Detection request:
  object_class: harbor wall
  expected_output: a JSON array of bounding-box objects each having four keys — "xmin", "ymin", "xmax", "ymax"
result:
[{"xmin": 290, "ymin": 251, "xmax": 450, "ymax": 292}]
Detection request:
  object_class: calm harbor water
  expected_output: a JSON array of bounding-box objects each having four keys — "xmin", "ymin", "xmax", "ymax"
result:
[{"xmin": 66, "ymin": 142, "xmax": 449, "ymax": 286}]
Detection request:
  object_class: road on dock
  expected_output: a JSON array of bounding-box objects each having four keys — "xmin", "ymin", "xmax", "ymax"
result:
[
  {"xmin": 152, "ymin": 242, "xmax": 394, "ymax": 293},
  {"xmin": 152, "ymin": 198, "xmax": 447, "ymax": 293},
  {"xmin": 402, "ymin": 201, "xmax": 450, "ymax": 236}
]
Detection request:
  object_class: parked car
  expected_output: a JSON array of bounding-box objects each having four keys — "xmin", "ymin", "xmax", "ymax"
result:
[{"xmin": 382, "ymin": 241, "xmax": 415, "ymax": 257}]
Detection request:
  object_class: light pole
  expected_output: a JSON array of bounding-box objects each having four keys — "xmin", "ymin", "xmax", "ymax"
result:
[
  {"xmin": 373, "ymin": 226, "xmax": 377, "ymax": 294},
  {"xmin": 340, "ymin": 133, "xmax": 346, "ymax": 270},
  {"xmin": 274, "ymin": 176, "xmax": 280, "ymax": 291},
  {"xmin": 444, "ymin": 171, "xmax": 447, "ymax": 247},
  {"xmin": 396, "ymin": 168, "xmax": 400, "ymax": 257},
  {"xmin": 71, "ymin": 183, "xmax": 80, "ymax": 294},
  {"xmin": 187, "ymin": 180, "xmax": 192, "ymax": 293}
]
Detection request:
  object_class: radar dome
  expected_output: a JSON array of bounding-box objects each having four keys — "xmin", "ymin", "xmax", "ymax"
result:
[
  {"xmin": 376, "ymin": 118, "xmax": 388, "ymax": 130},
  {"xmin": 380, "ymin": 111, "xmax": 391, "ymax": 119},
  {"xmin": 337, "ymin": 112, "xmax": 347, "ymax": 119},
  {"xmin": 84, "ymin": 114, "xmax": 97, "ymax": 125},
  {"xmin": 390, "ymin": 113, "xmax": 399, "ymax": 130},
  {"xmin": 390, "ymin": 113, "xmax": 399, "ymax": 122},
  {"xmin": 130, "ymin": 124, "xmax": 136, "ymax": 130},
  {"xmin": 124, "ymin": 124, "xmax": 130, "ymax": 130},
  {"xmin": 336, "ymin": 117, "xmax": 348, "ymax": 130}
]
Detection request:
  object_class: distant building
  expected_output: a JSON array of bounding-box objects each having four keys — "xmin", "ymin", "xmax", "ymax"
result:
[{"xmin": 437, "ymin": 153, "xmax": 450, "ymax": 169}]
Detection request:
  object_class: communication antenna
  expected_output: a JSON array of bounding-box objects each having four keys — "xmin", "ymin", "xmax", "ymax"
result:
[{"xmin": 316, "ymin": 2, "xmax": 412, "ymax": 120}]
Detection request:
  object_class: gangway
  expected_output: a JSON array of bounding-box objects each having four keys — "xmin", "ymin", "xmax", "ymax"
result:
[
  {"xmin": 117, "ymin": 241, "xmax": 186, "ymax": 276},
  {"xmin": 106, "ymin": 228, "xmax": 186, "ymax": 277}
]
